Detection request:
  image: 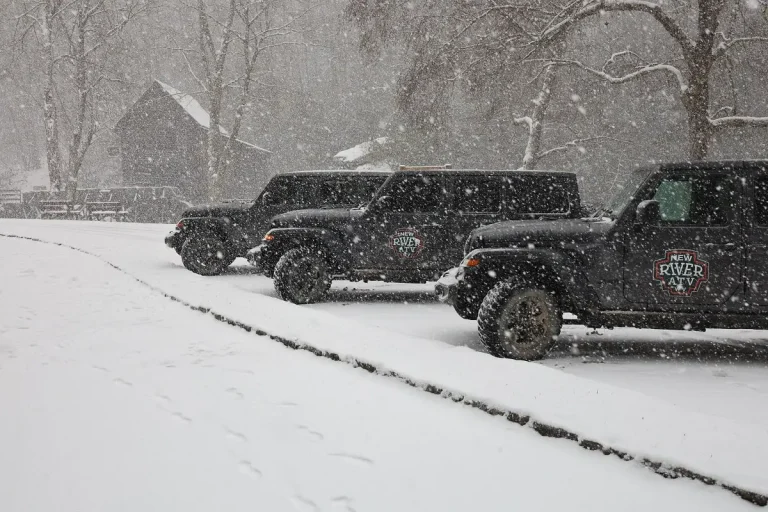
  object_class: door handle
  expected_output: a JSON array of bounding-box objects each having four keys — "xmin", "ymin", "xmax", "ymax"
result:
[{"xmin": 704, "ymin": 243, "xmax": 738, "ymax": 252}]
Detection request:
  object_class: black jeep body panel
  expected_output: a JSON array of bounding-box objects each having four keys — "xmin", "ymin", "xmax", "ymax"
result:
[
  {"xmin": 254, "ymin": 168, "xmax": 581, "ymax": 282},
  {"xmin": 439, "ymin": 160, "xmax": 768, "ymax": 330},
  {"xmin": 165, "ymin": 170, "xmax": 391, "ymax": 259}
]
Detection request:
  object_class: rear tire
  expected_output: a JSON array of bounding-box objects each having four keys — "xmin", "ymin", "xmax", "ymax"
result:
[
  {"xmin": 180, "ymin": 234, "xmax": 233, "ymax": 276},
  {"xmin": 273, "ymin": 247, "xmax": 332, "ymax": 304},
  {"xmin": 477, "ymin": 278, "xmax": 561, "ymax": 360}
]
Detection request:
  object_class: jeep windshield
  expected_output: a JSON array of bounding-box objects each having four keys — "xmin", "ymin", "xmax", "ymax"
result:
[
  {"xmin": 599, "ymin": 168, "xmax": 652, "ymax": 219},
  {"xmin": 260, "ymin": 175, "xmax": 388, "ymax": 208}
]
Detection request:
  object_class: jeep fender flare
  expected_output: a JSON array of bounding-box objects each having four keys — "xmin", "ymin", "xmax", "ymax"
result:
[
  {"xmin": 470, "ymin": 248, "xmax": 599, "ymax": 313},
  {"xmin": 181, "ymin": 217, "xmax": 238, "ymax": 241},
  {"xmin": 266, "ymin": 227, "xmax": 350, "ymax": 273}
]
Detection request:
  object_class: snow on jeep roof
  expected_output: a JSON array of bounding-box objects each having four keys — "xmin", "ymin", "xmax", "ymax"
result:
[
  {"xmin": 656, "ymin": 160, "xmax": 768, "ymax": 172},
  {"xmin": 282, "ymin": 169, "xmax": 393, "ymax": 176},
  {"xmin": 394, "ymin": 168, "xmax": 575, "ymax": 176}
]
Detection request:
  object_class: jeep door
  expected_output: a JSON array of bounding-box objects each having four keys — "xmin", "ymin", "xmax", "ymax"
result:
[
  {"xmin": 353, "ymin": 173, "xmax": 452, "ymax": 272},
  {"xmin": 450, "ymin": 175, "xmax": 505, "ymax": 264},
  {"xmin": 745, "ymin": 170, "xmax": 768, "ymax": 306},
  {"xmin": 244, "ymin": 175, "xmax": 298, "ymax": 244},
  {"xmin": 623, "ymin": 172, "xmax": 743, "ymax": 307}
]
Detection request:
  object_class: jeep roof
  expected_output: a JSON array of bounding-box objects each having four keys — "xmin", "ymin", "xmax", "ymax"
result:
[
  {"xmin": 391, "ymin": 168, "xmax": 573, "ymax": 176},
  {"xmin": 282, "ymin": 169, "xmax": 393, "ymax": 177},
  {"xmin": 644, "ymin": 160, "xmax": 768, "ymax": 173}
]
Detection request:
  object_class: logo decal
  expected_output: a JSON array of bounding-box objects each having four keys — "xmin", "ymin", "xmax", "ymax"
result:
[
  {"xmin": 389, "ymin": 228, "xmax": 425, "ymax": 259},
  {"xmin": 653, "ymin": 250, "xmax": 709, "ymax": 296}
]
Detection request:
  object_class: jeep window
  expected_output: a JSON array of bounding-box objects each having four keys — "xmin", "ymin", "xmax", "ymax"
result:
[
  {"xmin": 315, "ymin": 176, "xmax": 388, "ymax": 208},
  {"xmin": 754, "ymin": 177, "xmax": 768, "ymax": 226},
  {"xmin": 454, "ymin": 176, "xmax": 501, "ymax": 213},
  {"xmin": 504, "ymin": 176, "xmax": 570, "ymax": 214},
  {"xmin": 603, "ymin": 168, "xmax": 652, "ymax": 218},
  {"xmin": 651, "ymin": 175, "xmax": 732, "ymax": 225},
  {"xmin": 260, "ymin": 176, "xmax": 297, "ymax": 205},
  {"xmin": 388, "ymin": 174, "xmax": 448, "ymax": 213}
]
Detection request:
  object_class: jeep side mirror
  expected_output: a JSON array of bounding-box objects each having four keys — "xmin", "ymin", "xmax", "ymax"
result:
[
  {"xmin": 375, "ymin": 195, "xmax": 393, "ymax": 209},
  {"xmin": 635, "ymin": 199, "xmax": 660, "ymax": 225}
]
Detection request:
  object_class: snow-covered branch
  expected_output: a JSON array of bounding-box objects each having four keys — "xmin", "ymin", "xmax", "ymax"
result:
[
  {"xmin": 709, "ymin": 116, "xmax": 768, "ymax": 128},
  {"xmin": 538, "ymin": 0, "xmax": 695, "ymax": 62},
  {"xmin": 714, "ymin": 36, "xmax": 768, "ymax": 59},
  {"xmin": 513, "ymin": 116, "xmax": 533, "ymax": 130},
  {"xmin": 544, "ymin": 58, "xmax": 688, "ymax": 93},
  {"xmin": 537, "ymin": 136, "xmax": 623, "ymax": 160}
]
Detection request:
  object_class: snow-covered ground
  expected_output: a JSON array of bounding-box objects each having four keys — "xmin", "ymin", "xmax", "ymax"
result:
[{"xmin": 1, "ymin": 219, "xmax": 768, "ymax": 509}]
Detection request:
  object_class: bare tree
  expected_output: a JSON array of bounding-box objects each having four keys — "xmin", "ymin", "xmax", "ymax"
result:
[
  {"xmin": 12, "ymin": 0, "xmax": 147, "ymax": 197},
  {"xmin": 346, "ymin": 1, "xmax": 617, "ymax": 170},
  {"xmin": 184, "ymin": 0, "xmax": 312, "ymax": 201},
  {"xmin": 536, "ymin": 0, "xmax": 768, "ymax": 160}
]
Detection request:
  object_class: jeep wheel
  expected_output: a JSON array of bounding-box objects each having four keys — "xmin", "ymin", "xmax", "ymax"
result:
[
  {"xmin": 273, "ymin": 247, "xmax": 332, "ymax": 304},
  {"xmin": 477, "ymin": 279, "xmax": 561, "ymax": 360},
  {"xmin": 453, "ymin": 293, "xmax": 482, "ymax": 320},
  {"xmin": 180, "ymin": 234, "xmax": 233, "ymax": 276}
]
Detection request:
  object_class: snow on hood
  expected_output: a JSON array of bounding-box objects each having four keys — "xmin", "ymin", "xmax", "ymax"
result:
[
  {"xmin": 334, "ymin": 137, "xmax": 390, "ymax": 163},
  {"xmin": 468, "ymin": 217, "xmax": 613, "ymax": 251},
  {"xmin": 181, "ymin": 202, "xmax": 250, "ymax": 218},
  {"xmin": 270, "ymin": 207, "xmax": 360, "ymax": 228}
]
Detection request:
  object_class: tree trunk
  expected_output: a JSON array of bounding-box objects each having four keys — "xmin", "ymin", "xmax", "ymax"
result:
[
  {"xmin": 683, "ymin": 78, "xmax": 713, "ymax": 161},
  {"xmin": 682, "ymin": 0, "xmax": 722, "ymax": 160},
  {"xmin": 520, "ymin": 64, "xmax": 557, "ymax": 170},
  {"xmin": 66, "ymin": 4, "xmax": 89, "ymax": 203},
  {"xmin": 42, "ymin": 0, "xmax": 62, "ymax": 193},
  {"xmin": 206, "ymin": 81, "xmax": 224, "ymax": 202}
]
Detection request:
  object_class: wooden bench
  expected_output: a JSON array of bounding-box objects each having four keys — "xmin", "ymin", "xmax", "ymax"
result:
[
  {"xmin": 0, "ymin": 189, "xmax": 22, "ymax": 205},
  {"xmin": 39, "ymin": 200, "xmax": 82, "ymax": 219},
  {"xmin": 85, "ymin": 201, "xmax": 128, "ymax": 221}
]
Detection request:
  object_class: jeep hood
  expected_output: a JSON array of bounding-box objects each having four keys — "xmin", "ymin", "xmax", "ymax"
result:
[
  {"xmin": 468, "ymin": 218, "xmax": 614, "ymax": 251},
  {"xmin": 182, "ymin": 202, "xmax": 250, "ymax": 218},
  {"xmin": 270, "ymin": 207, "xmax": 362, "ymax": 228}
]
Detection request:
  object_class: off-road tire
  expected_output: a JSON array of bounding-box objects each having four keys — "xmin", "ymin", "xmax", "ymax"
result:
[
  {"xmin": 180, "ymin": 234, "xmax": 234, "ymax": 276},
  {"xmin": 453, "ymin": 293, "xmax": 482, "ymax": 320},
  {"xmin": 477, "ymin": 277, "xmax": 561, "ymax": 360},
  {"xmin": 273, "ymin": 247, "xmax": 332, "ymax": 304}
]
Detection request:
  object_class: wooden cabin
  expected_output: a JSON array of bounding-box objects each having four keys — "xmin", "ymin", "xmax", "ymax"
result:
[{"xmin": 114, "ymin": 80, "xmax": 271, "ymax": 202}]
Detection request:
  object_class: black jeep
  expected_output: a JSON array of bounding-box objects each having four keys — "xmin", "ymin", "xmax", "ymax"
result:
[
  {"xmin": 436, "ymin": 160, "xmax": 768, "ymax": 360},
  {"xmin": 251, "ymin": 167, "xmax": 581, "ymax": 303},
  {"xmin": 165, "ymin": 170, "xmax": 391, "ymax": 275}
]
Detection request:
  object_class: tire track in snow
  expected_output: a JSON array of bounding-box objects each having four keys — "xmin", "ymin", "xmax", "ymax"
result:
[{"xmin": 2, "ymin": 232, "xmax": 766, "ymax": 508}]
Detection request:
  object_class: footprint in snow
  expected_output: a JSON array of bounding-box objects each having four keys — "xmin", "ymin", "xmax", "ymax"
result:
[
  {"xmin": 238, "ymin": 460, "xmax": 262, "ymax": 479},
  {"xmin": 290, "ymin": 495, "xmax": 319, "ymax": 512},
  {"xmin": 171, "ymin": 411, "xmax": 192, "ymax": 423},
  {"xmin": 225, "ymin": 387, "xmax": 244, "ymax": 399},
  {"xmin": 154, "ymin": 394, "xmax": 172, "ymax": 404},
  {"xmin": 113, "ymin": 377, "xmax": 133, "ymax": 387},
  {"xmin": 328, "ymin": 453, "xmax": 374, "ymax": 466},
  {"xmin": 225, "ymin": 427, "xmax": 248, "ymax": 443},
  {"xmin": 296, "ymin": 425, "xmax": 324, "ymax": 442},
  {"xmin": 330, "ymin": 496, "xmax": 357, "ymax": 512}
]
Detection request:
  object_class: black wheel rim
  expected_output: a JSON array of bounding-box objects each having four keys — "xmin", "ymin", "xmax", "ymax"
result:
[{"xmin": 286, "ymin": 257, "xmax": 325, "ymax": 300}]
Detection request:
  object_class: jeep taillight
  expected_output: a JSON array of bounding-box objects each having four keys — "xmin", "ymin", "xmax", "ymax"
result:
[
  {"xmin": 263, "ymin": 233, "xmax": 275, "ymax": 242},
  {"xmin": 176, "ymin": 221, "xmax": 184, "ymax": 229}
]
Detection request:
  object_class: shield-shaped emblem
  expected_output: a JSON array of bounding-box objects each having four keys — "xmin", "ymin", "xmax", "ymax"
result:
[{"xmin": 389, "ymin": 228, "xmax": 425, "ymax": 259}]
